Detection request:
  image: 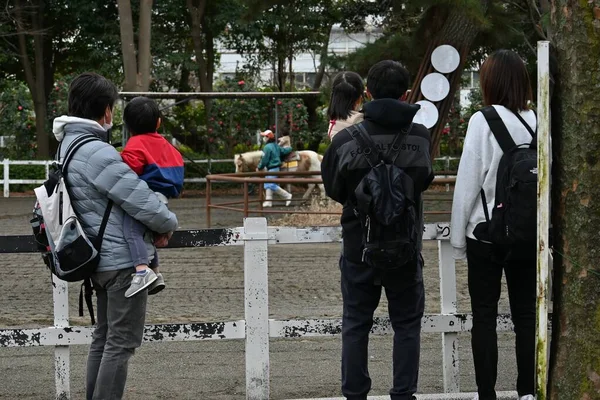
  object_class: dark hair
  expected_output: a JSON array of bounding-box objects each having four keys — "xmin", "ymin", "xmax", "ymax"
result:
[
  {"xmin": 124, "ymin": 96, "xmax": 161, "ymax": 135},
  {"xmin": 480, "ymin": 50, "xmax": 533, "ymax": 113},
  {"xmin": 68, "ymin": 73, "xmax": 118, "ymax": 120},
  {"xmin": 328, "ymin": 71, "xmax": 364, "ymax": 120},
  {"xmin": 367, "ymin": 60, "xmax": 410, "ymax": 100}
]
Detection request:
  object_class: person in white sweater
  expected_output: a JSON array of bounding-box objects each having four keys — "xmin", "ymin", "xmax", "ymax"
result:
[
  {"xmin": 451, "ymin": 50, "xmax": 538, "ymax": 400},
  {"xmin": 327, "ymin": 71, "xmax": 365, "ymax": 140}
]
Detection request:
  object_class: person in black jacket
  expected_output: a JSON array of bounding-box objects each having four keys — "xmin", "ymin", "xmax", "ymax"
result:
[{"xmin": 321, "ymin": 60, "xmax": 434, "ymax": 400}]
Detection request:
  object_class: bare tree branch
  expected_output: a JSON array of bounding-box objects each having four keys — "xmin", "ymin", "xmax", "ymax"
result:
[{"xmin": 527, "ymin": 0, "xmax": 547, "ymax": 39}]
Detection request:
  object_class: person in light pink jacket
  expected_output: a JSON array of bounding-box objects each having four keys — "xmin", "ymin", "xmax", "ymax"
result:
[{"xmin": 327, "ymin": 71, "xmax": 365, "ymax": 140}]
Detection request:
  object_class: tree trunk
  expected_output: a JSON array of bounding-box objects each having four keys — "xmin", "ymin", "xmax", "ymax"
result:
[
  {"xmin": 407, "ymin": 1, "xmax": 490, "ymax": 158},
  {"xmin": 187, "ymin": 0, "xmax": 208, "ymax": 89},
  {"xmin": 312, "ymin": 24, "xmax": 333, "ymax": 90},
  {"xmin": 137, "ymin": 0, "xmax": 153, "ymax": 91},
  {"xmin": 178, "ymin": 66, "xmax": 192, "ymax": 92},
  {"xmin": 205, "ymin": 29, "xmax": 214, "ymax": 93},
  {"xmin": 277, "ymin": 54, "xmax": 286, "ymax": 92},
  {"xmin": 288, "ymin": 52, "xmax": 294, "ymax": 91},
  {"xmin": 14, "ymin": 0, "xmax": 50, "ymax": 158},
  {"xmin": 187, "ymin": 0, "xmax": 212, "ymax": 114},
  {"xmin": 548, "ymin": 2, "xmax": 600, "ymax": 399},
  {"xmin": 117, "ymin": 0, "xmax": 138, "ymax": 91}
]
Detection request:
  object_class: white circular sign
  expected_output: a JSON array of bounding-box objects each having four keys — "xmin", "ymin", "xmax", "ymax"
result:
[
  {"xmin": 431, "ymin": 45, "xmax": 461, "ymax": 74},
  {"xmin": 413, "ymin": 100, "xmax": 439, "ymax": 129},
  {"xmin": 421, "ymin": 73, "xmax": 450, "ymax": 102}
]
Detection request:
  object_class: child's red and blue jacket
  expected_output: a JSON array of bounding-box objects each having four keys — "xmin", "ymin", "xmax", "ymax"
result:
[{"xmin": 121, "ymin": 132, "xmax": 185, "ymax": 198}]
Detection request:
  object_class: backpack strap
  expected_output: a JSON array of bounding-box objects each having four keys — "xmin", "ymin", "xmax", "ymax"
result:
[
  {"xmin": 79, "ymin": 279, "xmax": 96, "ymax": 325},
  {"xmin": 348, "ymin": 124, "xmax": 381, "ymax": 167},
  {"xmin": 349, "ymin": 123, "xmax": 413, "ymax": 167},
  {"xmin": 480, "ymin": 106, "xmax": 516, "ymax": 153},
  {"xmin": 389, "ymin": 123, "xmax": 413, "ymax": 163},
  {"xmin": 513, "ymin": 111, "xmax": 538, "ymax": 149},
  {"xmin": 61, "ymin": 134, "xmax": 98, "ymax": 173}
]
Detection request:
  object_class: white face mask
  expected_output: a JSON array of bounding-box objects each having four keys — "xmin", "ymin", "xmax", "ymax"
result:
[
  {"xmin": 262, "ymin": 136, "xmax": 269, "ymax": 144},
  {"xmin": 103, "ymin": 110, "xmax": 113, "ymax": 131}
]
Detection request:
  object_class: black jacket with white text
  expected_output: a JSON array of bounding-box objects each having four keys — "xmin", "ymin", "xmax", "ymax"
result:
[{"xmin": 321, "ymin": 98, "xmax": 435, "ymax": 263}]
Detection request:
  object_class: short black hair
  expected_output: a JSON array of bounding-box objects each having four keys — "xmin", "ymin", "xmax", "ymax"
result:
[
  {"xmin": 68, "ymin": 72, "xmax": 118, "ymax": 120},
  {"xmin": 366, "ymin": 60, "xmax": 410, "ymax": 100},
  {"xmin": 123, "ymin": 96, "xmax": 161, "ymax": 135},
  {"xmin": 328, "ymin": 71, "xmax": 364, "ymax": 120}
]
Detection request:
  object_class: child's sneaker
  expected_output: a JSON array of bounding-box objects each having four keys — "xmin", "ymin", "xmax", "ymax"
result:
[
  {"xmin": 148, "ymin": 273, "xmax": 165, "ymax": 295},
  {"xmin": 125, "ymin": 269, "xmax": 157, "ymax": 298}
]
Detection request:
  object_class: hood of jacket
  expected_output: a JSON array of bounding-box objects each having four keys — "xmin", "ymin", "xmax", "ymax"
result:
[
  {"xmin": 53, "ymin": 115, "xmax": 108, "ymax": 142},
  {"xmin": 363, "ymin": 99, "xmax": 421, "ymax": 129},
  {"xmin": 328, "ymin": 111, "xmax": 364, "ymax": 139}
]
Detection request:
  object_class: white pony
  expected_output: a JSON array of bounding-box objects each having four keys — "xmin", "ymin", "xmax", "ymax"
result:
[{"xmin": 233, "ymin": 138, "xmax": 325, "ymax": 199}]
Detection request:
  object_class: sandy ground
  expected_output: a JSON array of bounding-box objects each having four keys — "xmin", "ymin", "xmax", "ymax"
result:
[{"xmin": 0, "ymin": 193, "xmax": 520, "ymax": 399}]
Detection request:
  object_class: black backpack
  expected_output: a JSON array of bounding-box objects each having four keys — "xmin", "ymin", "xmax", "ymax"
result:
[
  {"xmin": 348, "ymin": 123, "xmax": 418, "ymax": 270},
  {"xmin": 473, "ymin": 106, "xmax": 537, "ymax": 247}
]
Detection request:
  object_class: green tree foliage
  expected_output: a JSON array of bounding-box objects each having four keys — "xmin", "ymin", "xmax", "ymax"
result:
[
  {"xmin": 224, "ymin": 0, "xmax": 341, "ymax": 91},
  {"xmin": 0, "ymin": 0, "xmax": 551, "ymax": 159}
]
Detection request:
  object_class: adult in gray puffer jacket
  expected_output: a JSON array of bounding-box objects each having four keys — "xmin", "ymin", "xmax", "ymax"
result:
[{"xmin": 54, "ymin": 72, "xmax": 178, "ymax": 400}]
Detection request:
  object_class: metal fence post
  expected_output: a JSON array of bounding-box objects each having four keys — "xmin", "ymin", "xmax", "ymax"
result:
[
  {"xmin": 52, "ymin": 275, "xmax": 70, "ymax": 399},
  {"xmin": 439, "ymin": 239, "xmax": 460, "ymax": 392},
  {"xmin": 3, "ymin": 159, "xmax": 9, "ymax": 198},
  {"xmin": 536, "ymin": 40, "xmax": 551, "ymax": 400},
  {"xmin": 244, "ymin": 218, "xmax": 270, "ymax": 400},
  {"xmin": 445, "ymin": 156, "xmax": 451, "ymax": 192}
]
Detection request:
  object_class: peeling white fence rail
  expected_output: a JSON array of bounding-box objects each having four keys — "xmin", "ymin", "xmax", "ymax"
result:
[
  {"xmin": 0, "ymin": 159, "xmax": 234, "ymax": 197},
  {"xmin": 1, "ymin": 220, "xmax": 514, "ymax": 399}
]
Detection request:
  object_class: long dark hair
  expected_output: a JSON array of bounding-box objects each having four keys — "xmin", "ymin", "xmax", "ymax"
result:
[
  {"xmin": 328, "ymin": 71, "xmax": 364, "ymax": 120},
  {"xmin": 480, "ymin": 50, "xmax": 533, "ymax": 113}
]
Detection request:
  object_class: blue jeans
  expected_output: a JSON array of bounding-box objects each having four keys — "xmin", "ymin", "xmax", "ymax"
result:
[
  {"xmin": 86, "ymin": 268, "xmax": 147, "ymax": 399},
  {"xmin": 264, "ymin": 167, "xmax": 281, "ymax": 191},
  {"xmin": 123, "ymin": 214, "xmax": 158, "ymax": 268}
]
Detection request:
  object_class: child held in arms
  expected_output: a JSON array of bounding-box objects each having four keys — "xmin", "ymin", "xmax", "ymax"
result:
[{"xmin": 120, "ymin": 96, "xmax": 184, "ymax": 298}]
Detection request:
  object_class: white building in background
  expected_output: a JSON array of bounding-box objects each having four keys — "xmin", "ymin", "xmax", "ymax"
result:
[
  {"xmin": 215, "ymin": 23, "xmax": 480, "ymax": 108},
  {"xmin": 216, "ymin": 24, "xmax": 384, "ymax": 87}
]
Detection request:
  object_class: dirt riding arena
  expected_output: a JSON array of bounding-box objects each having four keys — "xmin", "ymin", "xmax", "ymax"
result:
[{"xmin": 0, "ymin": 192, "xmax": 519, "ymax": 399}]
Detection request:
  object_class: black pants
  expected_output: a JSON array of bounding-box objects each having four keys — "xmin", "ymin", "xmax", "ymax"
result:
[
  {"xmin": 466, "ymin": 238, "xmax": 536, "ymax": 399},
  {"xmin": 340, "ymin": 256, "xmax": 424, "ymax": 400}
]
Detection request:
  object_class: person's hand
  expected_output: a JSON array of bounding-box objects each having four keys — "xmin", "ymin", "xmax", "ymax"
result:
[{"xmin": 154, "ymin": 232, "xmax": 173, "ymax": 248}]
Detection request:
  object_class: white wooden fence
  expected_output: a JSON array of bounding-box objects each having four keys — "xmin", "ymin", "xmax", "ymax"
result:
[
  {"xmin": 1, "ymin": 157, "xmax": 461, "ymax": 198},
  {"xmin": 0, "ymin": 219, "xmax": 518, "ymax": 399},
  {"xmin": 0, "ymin": 158, "xmax": 234, "ymax": 197}
]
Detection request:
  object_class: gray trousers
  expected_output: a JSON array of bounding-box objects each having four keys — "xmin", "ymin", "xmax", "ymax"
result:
[{"xmin": 86, "ymin": 268, "xmax": 147, "ymax": 400}]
